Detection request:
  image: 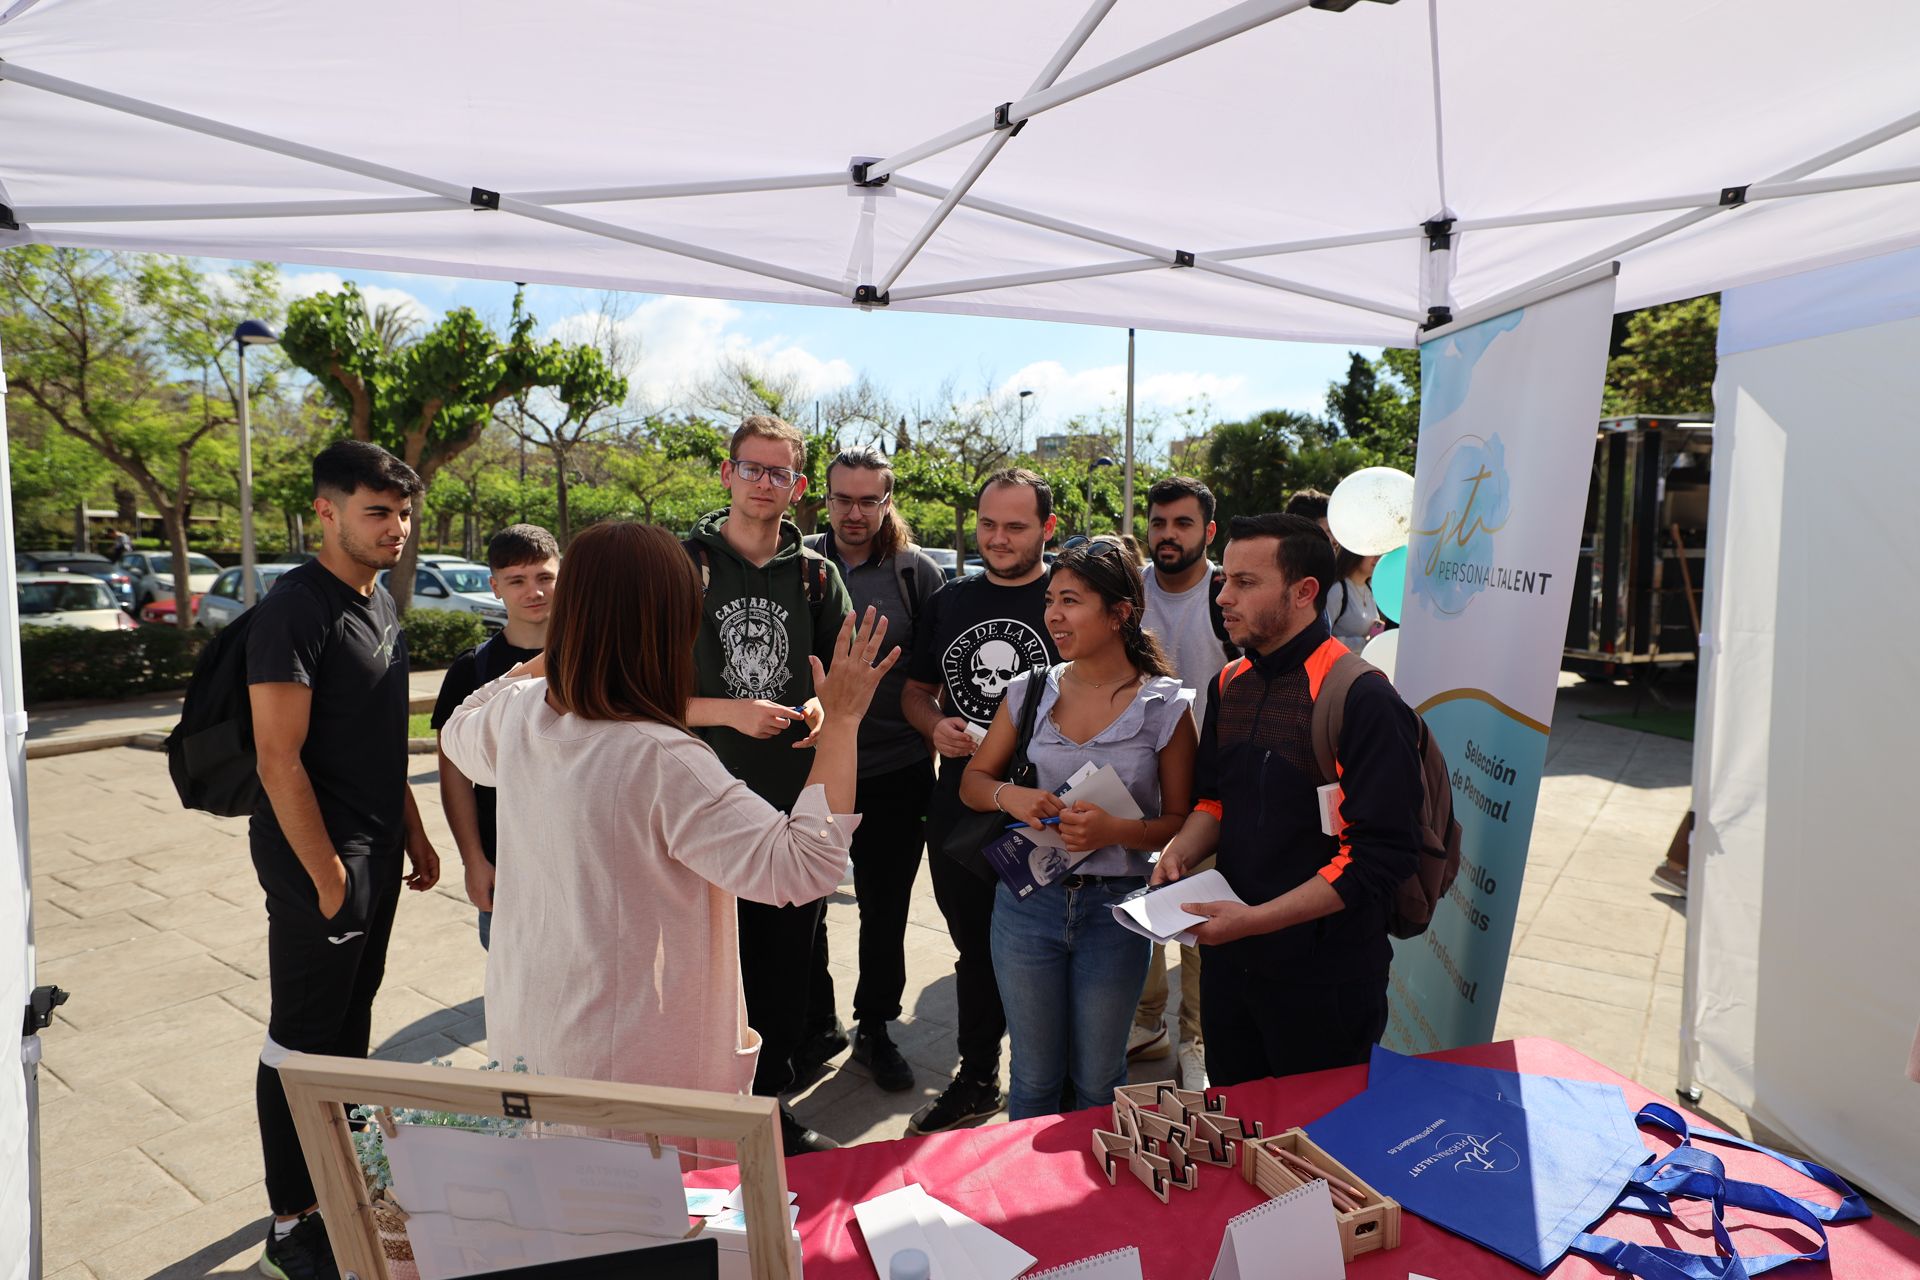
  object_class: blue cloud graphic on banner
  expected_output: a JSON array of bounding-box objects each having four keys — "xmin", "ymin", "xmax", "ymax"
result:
[
  {"xmin": 1410, "ymin": 434, "xmax": 1511, "ymax": 616},
  {"xmin": 1420, "ymin": 309, "xmax": 1524, "ymax": 423}
]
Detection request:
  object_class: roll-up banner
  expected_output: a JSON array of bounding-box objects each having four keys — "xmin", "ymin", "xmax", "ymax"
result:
[{"xmin": 1383, "ymin": 265, "xmax": 1619, "ymax": 1052}]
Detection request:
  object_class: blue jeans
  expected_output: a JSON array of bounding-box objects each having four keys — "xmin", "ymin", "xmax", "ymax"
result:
[{"xmin": 991, "ymin": 876, "xmax": 1152, "ymax": 1120}]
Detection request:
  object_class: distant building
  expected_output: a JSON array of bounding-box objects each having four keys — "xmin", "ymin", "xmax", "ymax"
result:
[
  {"xmin": 1034, "ymin": 432, "xmax": 1119, "ymax": 463},
  {"xmin": 1167, "ymin": 433, "xmax": 1215, "ymax": 471}
]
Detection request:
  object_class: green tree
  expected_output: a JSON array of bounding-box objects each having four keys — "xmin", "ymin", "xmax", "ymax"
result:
[
  {"xmin": 603, "ymin": 417, "xmax": 729, "ymax": 533},
  {"xmin": 1324, "ymin": 347, "xmax": 1420, "ymax": 468},
  {"xmin": 282, "ymin": 283, "xmax": 570, "ymax": 608},
  {"xmin": 1201, "ymin": 408, "xmax": 1373, "ymax": 543},
  {"xmin": 1603, "ymin": 295, "xmax": 1719, "ymax": 415},
  {"xmin": 0, "ymin": 248, "xmax": 276, "ymax": 627},
  {"xmin": 501, "ymin": 341, "xmax": 629, "ymax": 546}
]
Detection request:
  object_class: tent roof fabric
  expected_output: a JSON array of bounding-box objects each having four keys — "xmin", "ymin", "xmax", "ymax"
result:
[{"xmin": 3, "ymin": 0, "xmax": 1920, "ymax": 345}]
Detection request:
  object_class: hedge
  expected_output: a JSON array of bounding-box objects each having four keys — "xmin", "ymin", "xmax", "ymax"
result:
[
  {"xmin": 22, "ymin": 624, "xmax": 206, "ymax": 704},
  {"xmin": 404, "ymin": 609, "xmax": 488, "ymax": 669}
]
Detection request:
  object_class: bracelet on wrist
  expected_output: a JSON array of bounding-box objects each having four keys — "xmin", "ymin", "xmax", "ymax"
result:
[{"xmin": 993, "ymin": 781, "xmax": 1012, "ymax": 814}]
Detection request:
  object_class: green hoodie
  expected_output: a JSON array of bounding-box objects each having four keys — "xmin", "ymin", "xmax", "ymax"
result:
[{"xmin": 688, "ymin": 508, "xmax": 853, "ymax": 811}]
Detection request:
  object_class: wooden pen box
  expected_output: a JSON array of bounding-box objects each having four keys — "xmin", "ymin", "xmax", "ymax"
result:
[{"xmin": 1239, "ymin": 1127, "xmax": 1401, "ymax": 1263}]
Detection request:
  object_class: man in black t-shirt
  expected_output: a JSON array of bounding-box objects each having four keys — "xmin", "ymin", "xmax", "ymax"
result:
[
  {"xmin": 431, "ymin": 524, "xmax": 560, "ymax": 950},
  {"xmin": 246, "ymin": 441, "xmax": 441, "ymax": 1280},
  {"xmin": 901, "ymin": 468, "xmax": 1059, "ymax": 1134}
]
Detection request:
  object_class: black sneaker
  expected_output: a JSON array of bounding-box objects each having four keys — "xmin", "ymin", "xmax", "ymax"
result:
[
  {"xmin": 781, "ymin": 1106, "xmax": 840, "ymax": 1156},
  {"xmin": 907, "ymin": 1076, "xmax": 1005, "ymax": 1135},
  {"xmin": 850, "ymin": 1022, "xmax": 915, "ymax": 1092},
  {"xmin": 792, "ymin": 1018, "xmax": 851, "ymax": 1075},
  {"xmin": 259, "ymin": 1213, "xmax": 338, "ymax": 1280}
]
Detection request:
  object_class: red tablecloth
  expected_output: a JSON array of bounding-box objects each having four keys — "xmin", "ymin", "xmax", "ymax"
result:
[{"xmin": 691, "ymin": 1037, "xmax": 1920, "ymax": 1279}]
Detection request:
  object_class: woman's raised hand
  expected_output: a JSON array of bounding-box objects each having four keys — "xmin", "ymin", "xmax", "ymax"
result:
[{"xmin": 809, "ymin": 607, "xmax": 900, "ymax": 725}]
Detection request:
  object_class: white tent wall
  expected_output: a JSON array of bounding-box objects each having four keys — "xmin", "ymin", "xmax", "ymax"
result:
[
  {"xmin": 1, "ymin": 340, "xmax": 36, "ymax": 1280},
  {"xmin": 1686, "ymin": 246, "xmax": 1920, "ymax": 1221}
]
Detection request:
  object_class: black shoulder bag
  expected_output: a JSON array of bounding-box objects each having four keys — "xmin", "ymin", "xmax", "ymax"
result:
[{"xmin": 934, "ymin": 666, "xmax": 1049, "ymax": 882}]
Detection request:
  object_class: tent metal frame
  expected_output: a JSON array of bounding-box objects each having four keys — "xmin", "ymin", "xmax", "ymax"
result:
[{"xmin": 5, "ymin": 0, "xmax": 1920, "ymax": 336}]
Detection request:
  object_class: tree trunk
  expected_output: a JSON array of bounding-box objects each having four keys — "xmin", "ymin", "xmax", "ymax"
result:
[
  {"xmin": 462, "ymin": 510, "xmax": 475, "ymax": 561},
  {"xmin": 555, "ymin": 463, "xmax": 571, "ymax": 549},
  {"xmin": 163, "ymin": 508, "xmax": 195, "ymax": 631},
  {"xmin": 435, "ymin": 509, "xmax": 453, "ymax": 551},
  {"xmin": 389, "ymin": 507, "xmax": 422, "ymax": 613},
  {"xmin": 115, "ymin": 486, "xmax": 138, "ymax": 528},
  {"xmin": 953, "ymin": 506, "xmax": 966, "ymax": 560},
  {"xmin": 292, "ymin": 511, "xmax": 305, "ymax": 554}
]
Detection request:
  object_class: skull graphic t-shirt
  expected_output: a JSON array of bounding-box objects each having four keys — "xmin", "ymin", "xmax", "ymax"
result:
[{"xmin": 910, "ymin": 572, "xmax": 1058, "ymax": 785}]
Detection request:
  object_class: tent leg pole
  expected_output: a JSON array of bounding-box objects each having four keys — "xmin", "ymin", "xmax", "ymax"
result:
[
  {"xmin": 0, "ymin": 332, "xmax": 44, "ymax": 1280},
  {"xmin": 1123, "ymin": 327, "xmax": 1136, "ymax": 532}
]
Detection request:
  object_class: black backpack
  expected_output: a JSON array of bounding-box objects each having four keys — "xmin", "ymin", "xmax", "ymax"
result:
[{"xmin": 165, "ymin": 610, "xmax": 263, "ymax": 817}]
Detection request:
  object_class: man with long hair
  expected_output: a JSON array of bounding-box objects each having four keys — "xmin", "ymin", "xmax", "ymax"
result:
[{"xmin": 803, "ymin": 447, "xmax": 946, "ymax": 1093}]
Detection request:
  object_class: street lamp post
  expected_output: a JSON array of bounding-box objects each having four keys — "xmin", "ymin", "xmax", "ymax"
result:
[
  {"xmin": 1087, "ymin": 455, "xmax": 1116, "ymax": 537},
  {"xmin": 232, "ymin": 319, "xmax": 280, "ymax": 607}
]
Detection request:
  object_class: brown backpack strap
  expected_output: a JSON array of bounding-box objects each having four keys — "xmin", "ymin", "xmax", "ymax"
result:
[{"xmin": 1309, "ymin": 651, "xmax": 1381, "ymax": 785}]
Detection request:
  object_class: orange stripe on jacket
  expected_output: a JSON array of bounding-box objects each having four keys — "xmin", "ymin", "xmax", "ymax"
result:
[{"xmin": 1305, "ymin": 636, "xmax": 1354, "ymax": 884}]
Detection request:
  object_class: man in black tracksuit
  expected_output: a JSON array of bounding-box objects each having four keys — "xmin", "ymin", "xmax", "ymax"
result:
[{"xmin": 1152, "ymin": 513, "xmax": 1422, "ymax": 1086}]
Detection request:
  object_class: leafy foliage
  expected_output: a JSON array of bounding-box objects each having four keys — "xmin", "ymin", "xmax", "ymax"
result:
[
  {"xmin": 403, "ymin": 608, "xmax": 489, "ymax": 669},
  {"xmin": 1603, "ymin": 295, "xmax": 1719, "ymax": 415},
  {"xmin": 20, "ymin": 623, "xmax": 205, "ymax": 704}
]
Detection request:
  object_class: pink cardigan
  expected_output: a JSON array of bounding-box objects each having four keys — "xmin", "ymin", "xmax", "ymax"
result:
[{"xmin": 440, "ymin": 674, "xmax": 857, "ymax": 1100}]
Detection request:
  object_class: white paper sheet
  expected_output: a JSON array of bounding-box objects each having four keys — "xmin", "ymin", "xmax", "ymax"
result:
[
  {"xmin": 1209, "ymin": 1179, "xmax": 1345, "ymax": 1280},
  {"xmin": 851, "ymin": 1183, "xmax": 1034, "ymax": 1280},
  {"xmin": 1112, "ymin": 869, "xmax": 1247, "ymax": 946},
  {"xmin": 1020, "ymin": 763, "xmax": 1143, "ymax": 851},
  {"xmin": 383, "ymin": 1125, "xmax": 691, "ymax": 1280},
  {"xmin": 1027, "ymin": 1247, "xmax": 1143, "ymax": 1280}
]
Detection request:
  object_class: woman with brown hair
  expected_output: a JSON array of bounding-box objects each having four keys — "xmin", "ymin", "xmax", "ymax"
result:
[
  {"xmin": 959, "ymin": 536, "xmax": 1197, "ymax": 1118},
  {"xmin": 439, "ymin": 521, "xmax": 897, "ymax": 1103}
]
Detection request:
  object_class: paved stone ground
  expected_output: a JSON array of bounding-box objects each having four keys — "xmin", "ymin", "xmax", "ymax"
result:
[{"xmin": 17, "ymin": 673, "xmax": 1809, "ymax": 1278}]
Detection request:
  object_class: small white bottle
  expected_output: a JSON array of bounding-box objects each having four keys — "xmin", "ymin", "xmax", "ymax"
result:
[{"xmin": 888, "ymin": 1246, "xmax": 932, "ymax": 1280}]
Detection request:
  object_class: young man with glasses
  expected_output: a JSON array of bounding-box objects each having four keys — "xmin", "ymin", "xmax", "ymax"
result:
[
  {"xmin": 802, "ymin": 447, "xmax": 945, "ymax": 1094},
  {"xmin": 684, "ymin": 415, "xmax": 854, "ymax": 1155}
]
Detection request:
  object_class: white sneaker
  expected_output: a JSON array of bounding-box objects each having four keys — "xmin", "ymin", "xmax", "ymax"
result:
[
  {"xmin": 1126, "ymin": 1022, "xmax": 1169, "ymax": 1060},
  {"xmin": 1177, "ymin": 1040, "xmax": 1208, "ymax": 1091}
]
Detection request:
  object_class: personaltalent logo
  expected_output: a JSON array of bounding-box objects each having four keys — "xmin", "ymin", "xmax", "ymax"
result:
[{"xmin": 1408, "ymin": 433, "xmax": 1551, "ymax": 618}]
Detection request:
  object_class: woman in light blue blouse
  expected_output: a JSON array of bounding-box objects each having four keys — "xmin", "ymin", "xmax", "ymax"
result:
[{"xmin": 961, "ymin": 537, "xmax": 1198, "ymax": 1118}]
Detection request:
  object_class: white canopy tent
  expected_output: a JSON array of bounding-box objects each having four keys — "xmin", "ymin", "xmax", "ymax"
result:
[{"xmin": 6, "ymin": 1, "xmax": 1920, "ymax": 1274}]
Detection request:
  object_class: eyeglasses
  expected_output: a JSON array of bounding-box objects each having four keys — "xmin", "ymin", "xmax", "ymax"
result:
[
  {"xmin": 729, "ymin": 458, "xmax": 802, "ymax": 489},
  {"xmin": 827, "ymin": 494, "xmax": 890, "ymax": 515}
]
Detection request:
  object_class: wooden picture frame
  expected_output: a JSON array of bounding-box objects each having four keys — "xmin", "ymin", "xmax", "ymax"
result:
[{"xmin": 278, "ymin": 1052, "xmax": 798, "ymax": 1280}]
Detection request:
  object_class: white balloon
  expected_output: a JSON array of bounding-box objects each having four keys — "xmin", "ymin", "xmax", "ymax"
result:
[
  {"xmin": 1362, "ymin": 628, "xmax": 1400, "ymax": 683},
  {"xmin": 1328, "ymin": 467, "xmax": 1416, "ymax": 555}
]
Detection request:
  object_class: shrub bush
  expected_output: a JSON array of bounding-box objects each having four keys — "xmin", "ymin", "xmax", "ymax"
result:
[
  {"xmin": 21, "ymin": 624, "xmax": 206, "ymax": 704},
  {"xmin": 404, "ymin": 609, "xmax": 487, "ymax": 669}
]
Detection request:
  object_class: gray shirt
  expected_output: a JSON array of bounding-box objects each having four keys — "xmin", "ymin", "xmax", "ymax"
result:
[
  {"xmin": 1011, "ymin": 667, "xmax": 1195, "ymax": 877},
  {"xmin": 820, "ymin": 536, "xmax": 944, "ymax": 778},
  {"xmin": 1143, "ymin": 563, "xmax": 1230, "ymax": 701}
]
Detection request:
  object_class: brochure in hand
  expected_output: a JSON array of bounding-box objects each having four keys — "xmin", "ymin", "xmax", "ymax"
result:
[
  {"xmin": 1110, "ymin": 870, "xmax": 1248, "ymax": 946},
  {"xmin": 981, "ymin": 762, "xmax": 1142, "ymax": 900}
]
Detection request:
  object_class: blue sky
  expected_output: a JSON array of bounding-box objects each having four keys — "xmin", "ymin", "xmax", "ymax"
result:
[{"xmin": 266, "ymin": 260, "xmax": 1377, "ymax": 455}]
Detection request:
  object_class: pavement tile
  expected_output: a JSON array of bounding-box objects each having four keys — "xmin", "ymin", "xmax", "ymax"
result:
[
  {"xmin": 211, "ymin": 935, "xmax": 270, "ymax": 980},
  {"xmin": 49, "ymin": 995, "xmax": 261, "ymax": 1094},
  {"xmin": 86, "ymin": 1186, "xmax": 270, "ymax": 1280},
  {"xmin": 37, "ymin": 1062, "xmax": 74, "ymax": 1102},
  {"xmin": 32, "ymin": 896, "xmax": 82, "ymax": 926},
  {"xmin": 137, "ymin": 859, "xmax": 264, "ymax": 901},
  {"xmin": 129, "ymin": 891, "xmax": 260, "ymax": 951},
  {"xmin": 50, "ymin": 857, "xmax": 154, "ymax": 891},
  {"xmin": 45, "ymin": 1264, "xmax": 99, "ymax": 1280},
  {"xmin": 136, "ymin": 1034, "xmax": 270, "ymax": 1124},
  {"xmin": 1512, "ymin": 931, "xmax": 1658, "ymax": 980},
  {"xmin": 35, "ymin": 877, "xmax": 165, "ymax": 919},
  {"xmin": 37, "ymin": 926, "xmax": 204, "ymax": 986},
  {"xmin": 50, "ymin": 952, "xmax": 252, "ymax": 1033},
  {"xmin": 219, "ymin": 977, "xmax": 272, "ymax": 1025},
  {"xmin": 1547, "ymin": 874, "xmax": 1671, "ymax": 913},
  {"xmin": 39, "ymin": 1078, "xmax": 186, "ymax": 1176},
  {"xmin": 31, "ymin": 910, "xmax": 159, "ymax": 963},
  {"xmin": 1492, "ymin": 983, "xmax": 1645, "ymax": 1079},
  {"xmin": 1504, "ymin": 955, "xmax": 1654, "ymax": 1012},
  {"xmin": 139, "ymin": 1102, "xmax": 265, "ymax": 1203},
  {"xmin": 1527, "ymin": 893, "xmax": 1670, "ymax": 957},
  {"xmin": 369, "ymin": 984, "xmax": 473, "ymax": 1051},
  {"xmin": 40, "ymin": 1148, "xmax": 201, "ymax": 1275}
]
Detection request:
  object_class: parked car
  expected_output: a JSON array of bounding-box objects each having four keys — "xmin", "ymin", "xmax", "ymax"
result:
[
  {"xmin": 139, "ymin": 595, "xmax": 201, "ymax": 625},
  {"xmin": 15, "ymin": 550, "xmax": 135, "ymax": 612},
  {"xmin": 18, "ymin": 573, "xmax": 138, "ymax": 631},
  {"xmin": 117, "ymin": 551, "xmax": 223, "ymax": 613},
  {"xmin": 922, "ymin": 547, "xmax": 961, "ymax": 581},
  {"xmin": 194, "ymin": 563, "xmax": 301, "ymax": 632},
  {"xmin": 378, "ymin": 560, "xmax": 507, "ymax": 629}
]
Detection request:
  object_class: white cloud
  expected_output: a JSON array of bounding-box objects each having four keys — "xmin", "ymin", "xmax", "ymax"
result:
[
  {"xmin": 282, "ymin": 271, "xmax": 431, "ymax": 327},
  {"xmin": 996, "ymin": 361, "xmax": 1249, "ymax": 427},
  {"xmin": 546, "ymin": 294, "xmax": 855, "ymax": 409}
]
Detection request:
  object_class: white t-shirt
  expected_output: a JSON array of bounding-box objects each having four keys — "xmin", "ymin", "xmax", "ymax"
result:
[{"xmin": 1143, "ymin": 563, "xmax": 1230, "ymax": 699}]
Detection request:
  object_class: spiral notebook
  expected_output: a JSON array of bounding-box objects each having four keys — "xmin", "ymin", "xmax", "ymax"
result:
[
  {"xmin": 1026, "ymin": 1248, "xmax": 1142, "ymax": 1280},
  {"xmin": 1208, "ymin": 1178, "xmax": 1345, "ymax": 1280}
]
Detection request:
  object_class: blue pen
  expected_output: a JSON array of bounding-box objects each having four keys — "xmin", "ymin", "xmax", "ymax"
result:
[
  {"xmin": 789, "ymin": 706, "xmax": 808, "ymax": 717},
  {"xmin": 1004, "ymin": 816, "xmax": 1063, "ymax": 830}
]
